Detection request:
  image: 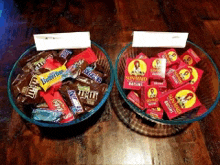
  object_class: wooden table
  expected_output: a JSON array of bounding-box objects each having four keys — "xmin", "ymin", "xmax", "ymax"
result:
[{"xmin": 0, "ymin": 0, "xmax": 219, "ymax": 164}]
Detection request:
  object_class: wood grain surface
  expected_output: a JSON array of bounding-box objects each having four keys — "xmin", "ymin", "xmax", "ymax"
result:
[{"xmin": 0, "ymin": 0, "xmax": 219, "ymax": 164}]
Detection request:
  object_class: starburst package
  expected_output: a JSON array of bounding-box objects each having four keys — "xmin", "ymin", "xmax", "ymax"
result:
[
  {"xmin": 141, "ymin": 85, "xmax": 160, "ymax": 108},
  {"xmin": 123, "ymin": 58, "xmax": 149, "ymax": 90},
  {"xmin": 149, "ymin": 58, "xmax": 166, "ymax": 80},
  {"xmin": 159, "ymin": 83, "xmax": 202, "ymax": 119},
  {"xmin": 157, "ymin": 48, "xmax": 180, "ymax": 67},
  {"xmin": 180, "ymin": 48, "xmax": 201, "ymax": 66}
]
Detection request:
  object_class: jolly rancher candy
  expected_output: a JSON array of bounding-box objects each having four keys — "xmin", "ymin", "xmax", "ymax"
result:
[
  {"xmin": 123, "ymin": 58, "xmax": 149, "ymax": 90},
  {"xmin": 159, "ymin": 83, "xmax": 201, "ymax": 119}
]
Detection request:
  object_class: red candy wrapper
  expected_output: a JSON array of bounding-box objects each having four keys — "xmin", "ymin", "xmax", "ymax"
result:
[
  {"xmin": 146, "ymin": 107, "xmax": 163, "ymax": 119},
  {"xmin": 166, "ymin": 65, "xmax": 193, "ymax": 88},
  {"xmin": 127, "ymin": 91, "xmax": 145, "ymax": 110},
  {"xmin": 123, "ymin": 58, "xmax": 149, "ymax": 90},
  {"xmin": 196, "ymin": 105, "xmax": 207, "ymax": 116},
  {"xmin": 159, "ymin": 84, "xmax": 202, "ymax": 119},
  {"xmin": 66, "ymin": 48, "xmax": 97, "ymax": 68},
  {"xmin": 187, "ymin": 66, "xmax": 203, "ymax": 91},
  {"xmin": 141, "ymin": 85, "xmax": 160, "ymax": 108},
  {"xmin": 149, "ymin": 58, "xmax": 166, "ymax": 80},
  {"xmin": 150, "ymin": 79, "xmax": 167, "ymax": 90},
  {"xmin": 43, "ymin": 56, "xmax": 62, "ymax": 70},
  {"xmin": 40, "ymin": 91, "xmax": 74, "ymax": 123},
  {"xmin": 136, "ymin": 52, "xmax": 148, "ymax": 59},
  {"xmin": 157, "ymin": 49, "xmax": 180, "ymax": 67},
  {"xmin": 180, "ymin": 48, "xmax": 201, "ymax": 66}
]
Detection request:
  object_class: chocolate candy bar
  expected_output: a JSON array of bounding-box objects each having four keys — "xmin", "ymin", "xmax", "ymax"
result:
[
  {"xmin": 58, "ymin": 49, "xmax": 73, "ymax": 60},
  {"xmin": 82, "ymin": 66, "xmax": 103, "ymax": 83}
]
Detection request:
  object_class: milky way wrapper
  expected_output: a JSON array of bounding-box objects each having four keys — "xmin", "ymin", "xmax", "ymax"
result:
[
  {"xmin": 180, "ymin": 48, "xmax": 201, "ymax": 66},
  {"xmin": 149, "ymin": 58, "xmax": 166, "ymax": 80},
  {"xmin": 123, "ymin": 58, "xmax": 149, "ymax": 90},
  {"xmin": 187, "ymin": 66, "xmax": 203, "ymax": 91},
  {"xmin": 159, "ymin": 83, "xmax": 202, "ymax": 119},
  {"xmin": 157, "ymin": 49, "xmax": 180, "ymax": 67},
  {"xmin": 141, "ymin": 85, "xmax": 160, "ymax": 108},
  {"xmin": 166, "ymin": 65, "xmax": 193, "ymax": 88},
  {"xmin": 127, "ymin": 91, "xmax": 145, "ymax": 110},
  {"xmin": 145, "ymin": 107, "xmax": 164, "ymax": 119}
]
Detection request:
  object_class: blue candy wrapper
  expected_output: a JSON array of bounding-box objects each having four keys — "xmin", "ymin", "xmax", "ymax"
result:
[{"xmin": 32, "ymin": 108, "xmax": 63, "ymax": 123}]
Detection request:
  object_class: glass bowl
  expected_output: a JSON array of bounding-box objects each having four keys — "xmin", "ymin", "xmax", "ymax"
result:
[
  {"xmin": 115, "ymin": 40, "xmax": 220, "ymax": 125},
  {"xmin": 7, "ymin": 41, "xmax": 114, "ymax": 127}
]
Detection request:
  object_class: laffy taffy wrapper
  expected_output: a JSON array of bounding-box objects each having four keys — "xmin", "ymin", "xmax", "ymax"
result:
[
  {"xmin": 149, "ymin": 58, "xmax": 166, "ymax": 80},
  {"xmin": 141, "ymin": 85, "xmax": 160, "ymax": 108},
  {"xmin": 187, "ymin": 66, "xmax": 203, "ymax": 91},
  {"xmin": 180, "ymin": 48, "xmax": 201, "ymax": 66},
  {"xmin": 127, "ymin": 91, "xmax": 145, "ymax": 110},
  {"xmin": 166, "ymin": 65, "xmax": 193, "ymax": 88},
  {"xmin": 146, "ymin": 107, "xmax": 163, "ymax": 119},
  {"xmin": 123, "ymin": 58, "xmax": 149, "ymax": 90},
  {"xmin": 159, "ymin": 83, "xmax": 201, "ymax": 119},
  {"xmin": 157, "ymin": 48, "xmax": 180, "ymax": 67}
]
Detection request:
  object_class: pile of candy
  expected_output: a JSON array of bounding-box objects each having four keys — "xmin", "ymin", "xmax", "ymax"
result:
[
  {"xmin": 12, "ymin": 48, "xmax": 108, "ymax": 123},
  {"xmin": 123, "ymin": 48, "xmax": 207, "ymax": 120}
]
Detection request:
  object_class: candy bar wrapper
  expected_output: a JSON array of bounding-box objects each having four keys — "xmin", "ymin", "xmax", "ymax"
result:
[
  {"xmin": 136, "ymin": 52, "xmax": 148, "ymax": 59},
  {"xmin": 82, "ymin": 66, "xmax": 103, "ymax": 83},
  {"xmin": 32, "ymin": 108, "xmax": 62, "ymax": 123},
  {"xmin": 37, "ymin": 65, "xmax": 67, "ymax": 91},
  {"xmin": 127, "ymin": 91, "xmax": 145, "ymax": 110},
  {"xmin": 141, "ymin": 85, "xmax": 160, "ymax": 108},
  {"xmin": 42, "ymin": 56, "xmax": 63, "ymax": 70},
  {"xmin": 76, "ymin": 76, "xmax": 99, "ymax": 86},
  {"xmin": 89, "ymin": 62, "xmax": 105, "ymax": 73},
  {"xmin": 146, "ymin": 107, "xmax": 163, "ymax": 119},
  {"xmin": 66, "ymin": 48, "xmax": 97, "ymax": 68},
  {"xmin": 187, "ymin": 66, "xmax": 204, "ymax": 91},
  {"xmin": 196, "ymin": 105, "xmax": 207, "ymax": 116},
  {"xmin": 58, "ymin": 49, "xmax": 73, "ymax": 60},
  {"xmin": 123, "ymin": 58, "xmax": 149, "ymax": 90},
  {"xmin": 40, "ymin": 91, "xmax": 74, "ymax": 123},
  {"xmin": 150, "ymin": 79, "xmax": 167, "ymax": 90},
  {"xmin": 180, "ymin": 48, "xmax": 201, "ymax": 66},
  {"xmin": 157, "ymin": 49, "xmax": 180, "ymax": 67},
  {"xmin": 149, "ymin": 58, "xmax": 166, "ymax": 80},
  {"xmin": 159, "ymin": 83, "xmax": 202, "ymax": 119},
  {"xmin": 166, "ymin": 65, "xmax": 193, "ymax": 88}
]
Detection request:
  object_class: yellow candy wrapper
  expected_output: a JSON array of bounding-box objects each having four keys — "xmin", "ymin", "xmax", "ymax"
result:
[{"xmin": 37, "ymin": 65, "xmax": 67, "ymax": 91}]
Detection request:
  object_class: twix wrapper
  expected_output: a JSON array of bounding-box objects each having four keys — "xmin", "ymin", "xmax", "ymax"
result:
[
  {"xmin": 159, "ymin": 83, "xmax": 201, "ymax": 119},
  {"xmin": 123, "ymin": 58, "xmax": 149, "ymax": 90}
]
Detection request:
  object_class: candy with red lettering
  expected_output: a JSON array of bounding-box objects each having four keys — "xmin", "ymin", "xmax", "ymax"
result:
[
  {"xmin": 166, "ymin": 65, "xmax": 193, "ymax": 88},
  {"xmin": 157, "ymin": 49, "xmax": 180, "ymax": 67},
  {"xmin": 123, "ymin": 58, "xmax": 149, "ymax": 90},
  {"xmin": 146, "ymin": 107, "xmax": 163, "ymax": 119},
  {"xmin": 136, "ymin": 52, "xmax": 148, "ymax": 59},
  {"xmin": 180, "ymin": 48, "xmax": 201, "ymax": 66},
  {"xmin": 149, "ymin": 58, "xmax": 166, "ymax": 80},
  {"xmin": 150, "ymin": 79, "xmax": 167, "ymax": 90},
  {"xmin": 159, "ymin": 83, "xmax": 202, "ymax": 119},
  {"xmin": 127, "ymin": 91, "xmax": 145, "ymax": 110},
  {"xmin": 187, "ymin": 66, "xmax": 203, "ymax": 91},
  {"xmin": 141, "ymin": 85, "xmax": 160, "ymax": 108}
]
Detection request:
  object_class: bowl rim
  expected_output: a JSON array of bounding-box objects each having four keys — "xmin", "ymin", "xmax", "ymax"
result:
[
  {"xmin": 114, "ymin": 40, "xmax": 220, "ymax": 125},
  {"xmin": 7, "ymin": 41, "xmax": 115, "ymax": 128}
]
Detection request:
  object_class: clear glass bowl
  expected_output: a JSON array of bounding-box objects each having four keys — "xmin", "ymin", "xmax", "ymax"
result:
[
  {"xmin": 7, "ymin": 41, "xmax": 114, "ymax": 127},
  {"xmin": 115, "ymin": 40, "xmax": 220, "ymax": 125}
]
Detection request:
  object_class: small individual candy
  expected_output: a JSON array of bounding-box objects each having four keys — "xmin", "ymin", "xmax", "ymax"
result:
[
  {"xmin": 166, "ymin": 65, "xmax": 193, "ymax": 88},
  {"xmin": 127, "ymin": 91, "xmax": 145, "ymax": 110},
  {"xmin": 180, "ymin": 48, "xmax": 201, "ymax": 66},
  {"xmin": 157, "ymin": 49, "xmax": 180, "ymax": 67},
  {"xmin": 42, "ymin": 56, "xmax": 62, "ymax": 70},
  {"xmin": 123, "ymin": 58, "xmax": 149, "ymax": 90},
  {"xmin": 187, "ymin": 66, "xmax": 203, "ymax": 91},
  {"xmin": 32, "ymin": 108, "xmax": 62, "ymax": 123},
  {"xmin": 82, "ymin": 66, "xmax": 103, "ymax": 83},
  {"xmin": 141, "ymin": 85, "xmax": 160, "ymax": 108},
  {"xmin": 149, "ymin": 58, "xmax": 166, "ymax": 80},
  {"xmin": 40, "ymin": 91, "xmax": 74, "ymax": 123},
  {"xmin": 136, "ymin": 52, "xmax": 148, "ymax": 59},
  {"xmin": 150, "ymin": 79, "xmax": 167, "ymax": 90},
  {"xmin": 59, "ymin": 49, "xmax": 73, "ymax": 60},
  {"xmin": 159, "ymin": 83, "xmax": 202, "ymax": 119},
  {"xmin": 145, "ymin": 107, "xmax": 164, "ymax": 119},
  {"xmin": 66, "ymin": 48, "xmax": 98, "ymax": 68}
]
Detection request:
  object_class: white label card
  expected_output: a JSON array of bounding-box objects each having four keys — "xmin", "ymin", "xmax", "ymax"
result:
[
  {"xmin": 34, "ymin": 32, "xmax": 91, "ymax": 51},
  {"xmin": 132, "ymin": 31, "xmax": 189, "ymax": 48}
]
